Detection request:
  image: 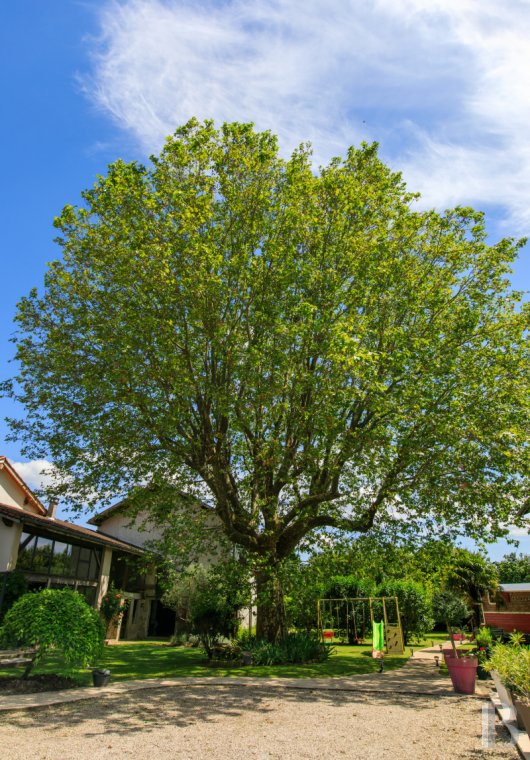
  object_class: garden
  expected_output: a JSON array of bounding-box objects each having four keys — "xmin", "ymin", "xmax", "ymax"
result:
[{"xmin": 0, "ymin": 542, "xmax": 518, "ymax": 695}]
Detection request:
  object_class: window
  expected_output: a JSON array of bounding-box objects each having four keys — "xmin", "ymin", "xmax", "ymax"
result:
[
  {"xmin": 50, "ymin": 542, "xmax": 72, "ymax": 576},
  {"xmin": 17, "ymin": 532, "xmax": 102, "ymax": 583},
  {"xmin": 31, "ymin": 537, "xmax": 53, "ymax": 574},
  {"xmin": 17, "ymin": 533, "xmax": 37, "ymax": 570}
]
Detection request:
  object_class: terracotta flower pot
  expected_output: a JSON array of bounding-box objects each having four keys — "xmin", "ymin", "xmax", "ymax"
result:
[{"xmin": 445, "ymin": 655, "xmax": 478, "ymax": 695}]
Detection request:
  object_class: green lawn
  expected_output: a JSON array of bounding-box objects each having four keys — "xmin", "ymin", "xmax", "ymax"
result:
[{"xmin": 0, "ymin": 632, "xmax": 448, "ymax": 687}]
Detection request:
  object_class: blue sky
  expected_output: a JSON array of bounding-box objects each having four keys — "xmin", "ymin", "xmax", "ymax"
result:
[{"xmin": 1, "ymin": 0, "xmax": 529, "ymax": 559}]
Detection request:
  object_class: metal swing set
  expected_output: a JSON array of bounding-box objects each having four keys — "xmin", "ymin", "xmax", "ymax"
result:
[{"xmin": 317, "ymin": 596, "xmax": 405, "ymax": 654}]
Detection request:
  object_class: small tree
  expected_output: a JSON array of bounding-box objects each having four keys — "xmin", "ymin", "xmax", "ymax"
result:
[
  {"xmin": 0, "ymin": 588, "xmax": 105, "ymax": 677},
  {"xmin": 432, "ymin": 590, "xmax": 471, "ymax": 656},
  {"xmin": 442, "ymin": 548, "xmax": 498, "ymax": 626},
  {"xmin": 323, "ymin": 575, "xmax": 376, "ymax": 600},
  {"xmin": 162, "ymin": 560, "xmax": 250, "ymax": 658}
]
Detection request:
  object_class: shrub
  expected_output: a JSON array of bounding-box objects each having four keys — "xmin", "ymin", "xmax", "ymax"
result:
[
  {"xmin": 485, "ymin": 643, "xmax": 530, "ymax": 699},
  {"xmin": 162, "ymin": 561, "xmax": 250, "ymax": 659},
  {"xmin": 475, "ymin": 626, "xmax": 493, "ymax": 649},
  {"xmin": 0, "ymin": 570, "xmax": 28, "ymax": 622},
  {"xmin": 508, "ymin": 630, "xmax": 526, "ymax": 647},
  {"xmin": 376, "ymin": 580, "xmax": 433, "ymax": 645},
  {"xmin": 99, "ymin": 584, "xmax": 127, "ymax": 627},
  {"xmin": 244, "ymin": 632, "xmax": 333, "ymax": 666},
  {"xmin": 0, "ymin": 588, "xmax": 105, "ymax": 677},
  {"xmin": 210, "ymin": 641, "xmax": 242, "ymax": 662}
]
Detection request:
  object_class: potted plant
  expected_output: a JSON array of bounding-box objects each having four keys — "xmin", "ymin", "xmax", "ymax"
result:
[
  {"xmin": 485, "ymin": 642, "xmax": 530, "ymax": 730},
  {"xmin": 484, "ymin": 643, "xmax": 517, "ymax": 721},
  {"xmin": 432, "ymin": 591, "xmax": 477, "ymax": 694},
  {"xmin": 474, "ymin": 626, "xmax": 493, "ymax": 680}
]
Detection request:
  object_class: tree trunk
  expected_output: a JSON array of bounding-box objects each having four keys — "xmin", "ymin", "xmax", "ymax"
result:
[{"xmin": 255, "ymin": 564, "xmax": 287, "ymax": 643}]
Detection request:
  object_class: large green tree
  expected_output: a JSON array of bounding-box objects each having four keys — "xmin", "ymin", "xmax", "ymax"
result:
[
  {"xmin": 4, "ymin": 120, "xmax": 530, "ymax": 641},
  {"xmin": 495, "ymin": 552, "xmax": 530, "ymax": 583}
]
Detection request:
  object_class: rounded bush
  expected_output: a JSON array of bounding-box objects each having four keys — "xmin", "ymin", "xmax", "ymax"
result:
[{"xmin": 0, "ymin": 587, "xmax": 105, "ymax": 670}]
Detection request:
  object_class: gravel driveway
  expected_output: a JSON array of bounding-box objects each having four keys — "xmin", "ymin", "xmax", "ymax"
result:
[{"xmin": 0, "ymin": 684, "xmax": 519, "ymax": 760}]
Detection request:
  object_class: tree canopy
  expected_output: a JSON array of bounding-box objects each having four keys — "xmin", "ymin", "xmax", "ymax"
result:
[
  {"xmin": 4, "ymin": 119, "xmax": 530, "ymax": 640},
  {"xmin": 495, "ymin": 552, "xmax": 530, "ymax": 583}
]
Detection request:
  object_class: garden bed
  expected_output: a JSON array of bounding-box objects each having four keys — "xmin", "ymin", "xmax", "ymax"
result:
[{"xmin": 0, "ymin": 674, "xmax": 79, "ymax": 696}]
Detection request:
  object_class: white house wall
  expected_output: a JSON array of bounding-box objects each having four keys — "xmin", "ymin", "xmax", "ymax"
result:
[
  {"xmin": 0, "ymin": 469, "xmax": 41, "ymax": 514},
  {"xmin": 96, "ymin": 511, "xmax": 164, "ymax": 547},
  {"xmin": 0, "ymin": 521, "xmax": 22, "ymax": 572}
]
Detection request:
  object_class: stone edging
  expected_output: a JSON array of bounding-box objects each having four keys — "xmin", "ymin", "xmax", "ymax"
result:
[{"xmin": 491, "ymin": 693, "xmax": 530, "ymax": 760}]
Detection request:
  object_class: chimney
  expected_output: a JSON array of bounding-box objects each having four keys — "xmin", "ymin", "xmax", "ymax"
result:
[{"xmin": 47, "ymin": 498, "xmax": 59, "ymax": 519}]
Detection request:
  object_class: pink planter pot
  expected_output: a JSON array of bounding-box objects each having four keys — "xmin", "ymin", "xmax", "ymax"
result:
[{"xmin": 445, "ymin": 655, "xmax": 478, "ymax": 695}]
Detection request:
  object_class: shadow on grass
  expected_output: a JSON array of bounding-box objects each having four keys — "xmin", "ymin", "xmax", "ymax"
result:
[{"xmin": 2, "ymin": 641, "xmax": 411, "ymax": 686}]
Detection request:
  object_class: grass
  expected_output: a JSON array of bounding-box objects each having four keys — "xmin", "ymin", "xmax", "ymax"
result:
[{"xmin": 0, "ymin": 631, "xmax": 449, "ymax": 688}]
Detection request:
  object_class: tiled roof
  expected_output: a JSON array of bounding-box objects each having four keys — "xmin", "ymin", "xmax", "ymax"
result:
[
  {"xmin": 0, "ymin": 457, "xmax": 47, "ymax": 515},
  {"xmin": 500, "ymin": 583, "xmax": 530, "ymax": 593},
  {"xmin": 87, "ymin": 497, "xmax": 128, "ymax": 526},
  {"xmin": 88, "ymin": 487, "xmax": 212, "ymax": 526},
  {"xmin": 0, "ymin": 503, "xmax": 145, "ymax": 555}
]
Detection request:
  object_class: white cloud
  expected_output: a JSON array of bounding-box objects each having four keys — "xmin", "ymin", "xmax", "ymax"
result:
[
  {"xmin": 10, "ymin": 459, "xmax": 57, "ymax": 492},
  {"xmin": 508, "ymin": 525, "xmax": 530, "ymax": 538},
  {"xmin": 84, "ymin": 0, "xmax": 530, "ymax": 233}
]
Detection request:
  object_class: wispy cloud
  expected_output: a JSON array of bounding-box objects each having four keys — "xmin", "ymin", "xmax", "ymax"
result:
[
  {"xmin": 84, "ymin": 0, "xmax": 530, "ymax": 233},
  {"xmin": 10, "ymin": 459, "xmax": 57, "ymax": 493}
]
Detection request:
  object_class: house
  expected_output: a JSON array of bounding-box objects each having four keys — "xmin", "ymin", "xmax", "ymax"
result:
[
  {"xmin": 483, "ymin": 582, "xmax": 530, "ymax": 634},
  {"xmin": 0, "ymin": 456, "xmax": 161, "ymax": 639},
  {"xmin": 86, "ymin": 488, "xmax": 232, "ymax": 636},
  {"xmin": 0, "ymin": 456, "xmax": 235, "ymax": 639}
]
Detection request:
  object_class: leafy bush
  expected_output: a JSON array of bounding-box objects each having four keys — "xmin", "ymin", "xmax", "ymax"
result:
[
  {"xmin": 485, "ymin": 643, "xmax": 530, "ymax": 698},
  {"xmin": 162, "ymin": 561, "xmax": 250, "ymax": 659},
  {"xmin": 508, "ymin": 630, "xmax": 526, "ymax": 647},
  {"xmin": 210, "ymin": 641, "xmax": 242, "ymax": 662},
  {"xmin": 99, "ymin": 584, "xmax": 127, "ymax": 627},
  {"xmin": 475, "ymin": 626, "xmax": 493, "ymax": 649},
  {"xmin": 243, "ymin": 632, "xmax": 333, "ymax": 666},
  {"xmin": 0, "ymin": 570, "xmax": 28, "ymax": 622},
  {"xmin": 0, "ymin": 588, "xmax": 105, "ymax": 677},
  {"xmin": 376, "ymin": 580, "xmax": 433, "ymax": 645}
]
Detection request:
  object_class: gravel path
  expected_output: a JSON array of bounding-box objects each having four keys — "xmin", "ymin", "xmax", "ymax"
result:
[{"xmin": 0, "ymin": 684, "xmax": 519, "ymax": 760}]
